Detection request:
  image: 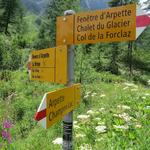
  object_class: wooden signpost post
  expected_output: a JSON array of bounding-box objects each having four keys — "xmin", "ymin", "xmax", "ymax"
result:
[{"xmin": 29, "ymin": 3, "xmax": 150, "ymax": 150}]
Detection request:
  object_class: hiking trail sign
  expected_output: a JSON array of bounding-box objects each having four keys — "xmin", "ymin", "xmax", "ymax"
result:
[
  {"xmin": 56, "ymin": 4, "xmax": 150, "ymax": 46},
  {"xmin": 30, "ymin": 3, "xmax": 150, "ymax": 150},
  {"xmin": 34, "ymin": 84, "xmax": 81, "ymax": 129},
  {"xmin": 28, "ymin": 45, "xmax": 68, "ymax": 84}
]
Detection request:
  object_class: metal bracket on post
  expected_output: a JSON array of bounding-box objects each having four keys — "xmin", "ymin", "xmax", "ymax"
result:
[{"xmin": 63, "ymin": 10, "xmax": 75, "ymax": 150}]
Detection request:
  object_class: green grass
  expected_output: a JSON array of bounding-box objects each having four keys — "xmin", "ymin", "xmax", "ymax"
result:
[
  {"xmin": 74, "ymin": 81, "xmax": 150, "ymax": 150},
  {"xmin": 0, "ymin": 70, "xmax": 150, "ymax": 150}
]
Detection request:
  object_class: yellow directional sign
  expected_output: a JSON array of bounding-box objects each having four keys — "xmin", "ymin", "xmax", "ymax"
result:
[
  {"xmin": 56, "ymin": 4, "xmax": 136, "ymax": 45},
  {"xmin": 30, "ymin": 45, "xmax": 68, "ymax": 84},
  {"xmin": 34, "ymin": 84, "xmax": 81, "ymax": 129}
]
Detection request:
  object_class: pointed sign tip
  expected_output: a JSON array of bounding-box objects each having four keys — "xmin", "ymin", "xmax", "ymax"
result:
[
  {"xmin": 136, "ymin": 15, "xmax": 150, "ymax": 27},
  {"xmin": 34, "ymin": 112, "xmax": 38, "ymax": 121},
  {"xmin": 34, "ymin": 109, "xmax": 46, "ymax": 121}
]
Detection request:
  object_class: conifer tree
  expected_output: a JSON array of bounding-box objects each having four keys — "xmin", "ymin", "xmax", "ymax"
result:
[
  {"xmin": 36, "ymin": 0, "xmax": 79, "ymax": 48},
  {"xmin": 0, "ymin": 0, "xmax": 22, "ymax": 34},
  {"xmin": 108, "ymin": 0, "xmax": 138, "ymax": 75}
]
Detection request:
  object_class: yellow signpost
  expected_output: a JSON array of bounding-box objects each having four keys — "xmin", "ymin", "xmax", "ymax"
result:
[
  {"xmin": 32, "ymin": 3, "xmax": 150, "ymax": 150},
  {"xmin": 56, "ymin": 4, "xmax": 136, "ymax": 46},
  {"xmin": 34, "ymin": 84, "xmax": 81, "ymax": 129},
  {"xmin": 30, "ymin": 45, "xmax": 68, "ymax": 84}
]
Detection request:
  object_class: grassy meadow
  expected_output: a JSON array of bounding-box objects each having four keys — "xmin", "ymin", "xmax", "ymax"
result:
[
  {"xmin": 0, "ymin": 0, "xmax": 150, "ymax": 149},
  {"xmin": 0, "ymin": 70, "xmax": 150, "ymax": 150}
]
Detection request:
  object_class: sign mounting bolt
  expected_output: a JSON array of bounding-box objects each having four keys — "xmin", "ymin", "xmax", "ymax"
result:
[
  {"xmin": 63, "ymin": 17, "xmax": 67, "ymax": 21},
  {"xmin": 63, "ymin": 39, "xmax": 66, "ymax": 43}
]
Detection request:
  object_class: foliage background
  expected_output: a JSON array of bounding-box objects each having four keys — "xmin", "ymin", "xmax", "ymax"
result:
[{"xmin": 0, "ymin": 0, "xmax": 150, "ymax": 149}]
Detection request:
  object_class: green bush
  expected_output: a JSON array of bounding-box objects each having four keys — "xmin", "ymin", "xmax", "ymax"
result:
[{"xmin": 0, "ymin": 35, "xmax": 22, "ymax": 70}]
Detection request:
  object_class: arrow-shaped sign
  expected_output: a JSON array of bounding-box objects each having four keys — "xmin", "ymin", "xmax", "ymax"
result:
[
  {"xmin": 34, "ymin": 84, "xmax": 81, "ymax": 129},
  {"xmin": 136, "ymin": 5, "xmax": 150, "ymax": 39}
]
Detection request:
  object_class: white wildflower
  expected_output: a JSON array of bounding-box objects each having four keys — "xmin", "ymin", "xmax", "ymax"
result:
[
  {"xmin": 77, "ymin": 115, "xmax": 90, "ymax": 122},
  {"xmin": 99, "ymin": 107, "xmax": 105, "ymax": 112},
  {"xmin": 95, "ymin": 138, "xmax": 103, "ymax": 142},
  {"xmin": 94, "ymin": 117, "xmax": 101, "ymax": 121},
  {"xmin": 74, "ymin": 125, "xmax": 80, "ymax": 129},
  {"xmin": 114, "ymin": 113, "xmax": 132, "ymax": 122},
  {"xmin": 73, "ymin": 121, "xmax": 78, "ymax": 125},
  {"xmin": 117, "ymin": 105, "xmax": 131, "ymax": 110},
  {"xmin": 142, "ymin": 96, "xmax": 146, "ymax": 99},
  {"xmin": 145, "ymin": 93, "xmax": 150, "ymax": 96},
  {"xmin": 100, "ymin": 94, "xmax": 106, "ymax": 98},
  {"xmin": 75, "ymin": 133, "xmax": 86, "ymax": 138},
  {"xmin": 113, "ymin": 125, "xmax": 129, "ymax": 130},
  {"xmin": 91, "ymin": 92, "xmax": 96, "ymax": 97},
  {"xmin": 52, "ymin": 137, "xmax": 62, "ymax": 145},
  {"xmin": 124, "ymin": 82, "xmax": 133, "ymax": 86},
  {"xmin": 135, "ymin": 124, "xmax": 142, "ymax": 128},
  {"xmin": 95, "ymin": 125, "xmax": 107, "ymax": 133},
  {"xmin": 98, "ymin": 121, "xmax": 105, "ymax": 125},
  {"xmin": 131, "ymin": 89, "xmax": 138, "ymax": 92},
  {"xmin": 84, "ymin": 95, "xmax": 89, "ymax": 99},
  {"xmin": 123, "ymin": 86, "xmax": 128, "ymax": 90},
  {"xmin": 87, "ymin": 110, "xmax": 95, "ymax": 115},
  {"xmin": 118, "ymin": 113, "xmax": 132, "ymax": 122},
  {"xmin": 86, "ymin": 91, "xmax": 91, "ymax": 95},
  {"xmin": 124, "ymin": 82, "xmax": 137, "ymax": 88},
  {"xmin": 113, "ymin": 114, "xmax": 119, "ymax": 117},
  {"xmin": 80, "ymin": 144, "xmax": 92, "ymax": 150},
  {"xmin": 147, "ymin": 80, "xmax": 150, "ymax": 85},
  {"xmin": 145, "ymin": 106, "xmax": 150, "ymax": 109}
]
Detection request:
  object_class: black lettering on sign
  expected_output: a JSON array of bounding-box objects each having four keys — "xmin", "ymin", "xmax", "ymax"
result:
[
  {"xmin": 77, "ymin": 15, "xmax": 98, "ymax": 23},
  {"xmin": 32, "ymin": 69, "xmax": 39, "ymax": 73},
  {"xmin": 77, "ymin": 24, "xmax": 95, "ymax": 32},
  {"xmin": 40, "ymin": 53, "xmax": 49, "ymax": 58},
  {"xmin": 106, "ymin": 9, "xmax": 131, "ymax": 19},
  {"xmin": 99, "ymin": 12, "xmax": 105, "ymax": 20},
  {"xmin": 98, "ymin": 32, "xmax": 104, "ymax": 39},
  {"xmin": 32, "ymin": 62, "xmax": 41, "ymax": 67},
  {"xmin": 32, "ymin": 54, "xmax": 39, "ymax": 59},
  {"xmin": 107, "ymin": 20, "xmax": 130, "ymax": 29},
  {"xmin": 106, "ymin": 30, "xmax": 131, "ymax": 39},
  {"xmin": 32, "ymin": 53, "xmax": 49, "ymax": 59},
  {"xmin": 97, "ymin": 22, "xmax": 104, "ymax": 30},
  {"xmin": 88, "ymin": 33, "xmax": 96, "ymax": 40},
  {"xmin": 48, "ymin": 102, "xmax": 73, "ymax": 121},
  {"xmin": 48, "ymin": 96, "xmax": 65, "ymax": 108},
  {"xmin": 49, "ymin": 112, "xmax": 53, "ymax": 121},
  {"xmin": 77, "ymin": 33, "xmax": 87, "ymax": 41},
  {"xmin": 32, "ymin": 75, "xmax": 40, "ymax": 79}
]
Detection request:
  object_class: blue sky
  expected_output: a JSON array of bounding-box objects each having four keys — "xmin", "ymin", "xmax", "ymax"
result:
[{"xmin": 80, "ymin": 0, "xmax": 110, "ymax": 10}]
